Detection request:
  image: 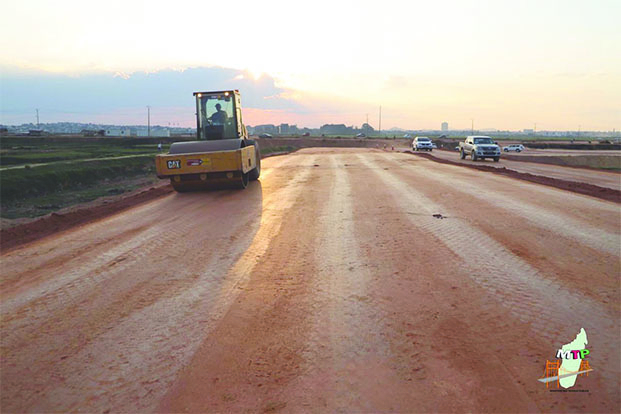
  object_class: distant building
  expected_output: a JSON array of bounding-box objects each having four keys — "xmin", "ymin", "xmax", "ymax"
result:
[
  {"xmin": 320, "ymin": 124, "xmax": 355, "ymax": 135},
  {"xmin": 253, "ymin": 124, "xmax": 278, "ymax": 134},
  {"xmin": 540, "ymin": 131, "xmax": 565, "ymax": 137},
  {"xmin": 441, "ymin": 122, "xmax": 448, "ymax": 132},
  {"xmin": 137, "ymin": 128, "xmax": 170, "ymax": 137},
  {"xmin": 105, "ymin": 128, "xmax": 134, "ymax": 137},
  {"xmin": 279, "ymin": 123, "xmax": 289, "ymax": 134}
]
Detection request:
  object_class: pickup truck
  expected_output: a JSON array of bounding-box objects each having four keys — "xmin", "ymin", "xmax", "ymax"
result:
[{"xmin": 459, "ymin": 136, "xmax": 501, "ymax": 162}]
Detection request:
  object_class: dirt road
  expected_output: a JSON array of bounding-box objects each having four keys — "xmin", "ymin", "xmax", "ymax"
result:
[
  {"xmin": 1, "ymin": 149, "xmax": 619, "ymax": 413},
  {"xmin": 428, "ymin": 149, "xmax": 621, "ymax": 190}
]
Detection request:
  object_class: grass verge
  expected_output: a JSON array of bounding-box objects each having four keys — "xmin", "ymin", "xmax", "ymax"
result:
[{"xmin": 1, "ymin": 156, "xmax": 157, "ymax": 219}]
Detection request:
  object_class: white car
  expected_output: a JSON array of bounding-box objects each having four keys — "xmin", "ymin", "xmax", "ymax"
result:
[
  {"xmin": 412, "ymin": 137, "xmax": 433, "ymax": 151},
  {"xmin": 503, "ymin": 144, "xmax": 524, "ymax": 152}
]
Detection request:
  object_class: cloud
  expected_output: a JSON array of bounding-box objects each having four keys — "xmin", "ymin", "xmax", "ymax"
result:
[{"xmin": 0, "ymin": 66, "xmax": 306, "ymax": 123}]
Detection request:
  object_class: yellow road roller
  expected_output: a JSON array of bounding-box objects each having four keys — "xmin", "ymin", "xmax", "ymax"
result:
[{"xmin": 155, "ymin": 90, "xmax": 260, "ymax": 191}]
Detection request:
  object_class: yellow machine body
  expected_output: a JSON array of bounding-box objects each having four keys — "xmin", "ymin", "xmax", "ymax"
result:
[
  {"xmin": 155, "ymin": 89, "xmax": 261, "ymax": 191},
  {"xmin": 155, "ymin": 146, "xmax": 255, "ymax": 178}
]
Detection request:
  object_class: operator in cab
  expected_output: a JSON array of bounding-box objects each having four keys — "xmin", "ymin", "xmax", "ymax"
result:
[{"xmin": 209, "ymin": 103, "xmax": 228, "ymax": 125}]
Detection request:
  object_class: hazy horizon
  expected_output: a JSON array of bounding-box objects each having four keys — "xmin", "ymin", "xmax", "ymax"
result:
[{"xmin": 1, "ymin": 0, "xmax": 619, "ymax": 131}]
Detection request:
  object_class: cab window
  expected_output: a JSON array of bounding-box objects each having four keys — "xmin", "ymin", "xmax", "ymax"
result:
[{"xmin": 197, "ymin": 93, "xmax": 237, "ymax": 140}]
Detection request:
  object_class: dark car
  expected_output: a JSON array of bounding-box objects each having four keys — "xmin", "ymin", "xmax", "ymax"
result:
[{"xmin": 258, "ymin": 133, "xmax": 273, "ymax": 138}]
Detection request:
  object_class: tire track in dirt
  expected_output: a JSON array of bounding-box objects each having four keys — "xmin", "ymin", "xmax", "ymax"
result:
[
  {"xmin": 342, "ymin": 154, "xmax": 543, "ymax": 412},
  {"xmin": 1, "ymin": 191, "xmax": 223, "ymax": 293},
  {"xmin": 157, "ymin": 155, "xmax": 325, "ymax": 413},
  {"xmin": 46, "ymin": 158, "xmax": 315, "ymax": 413},
  {"xmin": 2, "ymin": 199, "xmax": 256, "ymax": 412},
  {"xmin": 404, "ymin": 158, "xmax": 620, "ymax": 256},
  {"xmin": 359, "ymin": 153, "xmax": 620, "ymax": 402},
  {"xmin": 1, "ymin": 193, "xmax": 259, "ymax": 411},
  {"xmin": 0, "ymin": 156, "xmax": 314, "ymax": 413},
  {"xmin": 377, "ymin": 153, "xmax": 620, "ymax": 310},
  {"xmin": 405, "ymin": 153, "xmax": 620, "ymax": 215},
  {"xmin": 1, "ymin": 154, "xmax": 298, "ymax": 321},
  {"xmin": 1, "ymin": 190, "xmax": 255, "ymax": 352},
  {"xmin": 282, "ymin": 154, "xmax": 395, "ymax": 411}
]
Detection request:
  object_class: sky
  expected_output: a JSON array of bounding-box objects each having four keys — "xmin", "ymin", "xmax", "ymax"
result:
[{"xmin": 1, "ymin": 0, "xmax": 620, "ymax": 131}]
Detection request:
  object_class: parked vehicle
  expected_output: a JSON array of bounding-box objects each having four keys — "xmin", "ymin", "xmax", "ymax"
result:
[
  {"xmin": 459, "ymin": 136, "xmax": 501, "ymax": 162},
  {"xmin": 503, "ymin": 144, "xmax": 525, "ymax": 152},
  {"xmin": 412, "ymin": 137, "xmax": 434, "ymax": 151},
  {"xmin": 356, "ymin": 133, "xmax": 366, "ymax": 138},
  {"xmin": 258, "ymin": 133, "xmax": 273, "ymax": 138}
]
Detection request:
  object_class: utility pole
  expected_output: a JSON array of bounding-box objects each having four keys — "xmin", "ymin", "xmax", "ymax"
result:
[
  {"xmin": 471, "ymin": 119, "xmax": 474, "ymax": 134},
  {"xmin": 147, "ymin": 106, "xmax": 151, "ymax": 137},
  {"xmin": 534, "ymin": 122, "xmax": 537, "ymax": 135},
  {"xmin": 366, "ymin": 113, "xmax": 369, "ymax": 136},
  {"xmin": 379, "ymin": 106, "xmax": 382, "ymax": 136},
  {"xmin": 36, "ymin": 108, "xmax": 40, "ymax": 129}
]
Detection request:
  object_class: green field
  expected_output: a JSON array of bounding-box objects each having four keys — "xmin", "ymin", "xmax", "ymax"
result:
[{"xmin": 0, "ymin": 137, "xmax": 167, "ymax": 219}]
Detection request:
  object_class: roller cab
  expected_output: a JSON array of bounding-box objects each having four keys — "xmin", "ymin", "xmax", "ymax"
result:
[{"xmin": 155, "ymin": 90, "xmax": 261, "ymax": 191}]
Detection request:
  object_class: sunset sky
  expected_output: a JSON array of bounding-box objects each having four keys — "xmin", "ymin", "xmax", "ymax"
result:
[{"xmin": 1, "ymin": 0, "xmax": 619, "ymax": 130}]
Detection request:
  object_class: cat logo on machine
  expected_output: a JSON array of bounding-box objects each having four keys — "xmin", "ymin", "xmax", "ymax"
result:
[{"xmin": 167, "ymin": 160, "xmax": 181, "ymax": 169}]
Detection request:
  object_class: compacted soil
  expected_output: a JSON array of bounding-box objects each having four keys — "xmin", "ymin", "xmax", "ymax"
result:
[{"xmin": 1, "ymin": 148, "xmax": 619, "ymax": 413}]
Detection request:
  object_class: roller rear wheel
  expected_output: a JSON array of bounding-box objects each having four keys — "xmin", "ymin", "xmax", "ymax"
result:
[{"xmin": 247, "ymin": 140, "xmax": 261, "ymax": 181}]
